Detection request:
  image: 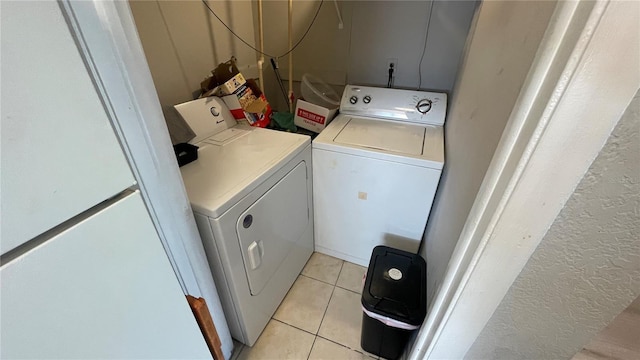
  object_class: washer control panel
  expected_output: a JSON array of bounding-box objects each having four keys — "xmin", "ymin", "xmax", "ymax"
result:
[{"xmin": 339, "ymin": 85, "xmax": 447, "ymax": 125}]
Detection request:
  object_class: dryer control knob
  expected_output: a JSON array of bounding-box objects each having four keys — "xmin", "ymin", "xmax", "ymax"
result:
[
  {"xmin": 363, "ymin": 95, "xmax": 371, "ymax": 104},
  {"xmin": 416, "ymin": 98, "xmax": 433, "ymax": 114},
  {"xmin": 349, "ymin": 95, "xmax": 358, "ymax": 104}
]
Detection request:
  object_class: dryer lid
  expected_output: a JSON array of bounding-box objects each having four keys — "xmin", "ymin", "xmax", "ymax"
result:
[{"xmin": 333, "ymin": 117, "xmax": 426, "ymax": 156}]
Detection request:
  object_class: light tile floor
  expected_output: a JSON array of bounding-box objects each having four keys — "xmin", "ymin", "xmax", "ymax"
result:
[{"xmin": 232, "ymin": 252, "xmax": 379, "ymax": 360}]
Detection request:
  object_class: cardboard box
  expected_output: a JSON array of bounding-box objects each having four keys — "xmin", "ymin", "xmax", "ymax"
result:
[
  {"xmin": 214, "ymin": 72, "xmax": 246, "ymax": 96},
  {"xmin": 200, "ymin": 76, "xmax": 216, "ymax": 93},
  {"xmin": 201, "ymin": 59, "xmax": 272, "ymax": 128},
  {"xmin": 221, "ymin": 79, "xmax": 271, "ymax": 128},
  {"xmin": 294, "ymin": 99, "xmax": 338, "ymax": 133},
  {"xmin": 210, "ymin": 60, "xmax": 246, "ymax": 96}
]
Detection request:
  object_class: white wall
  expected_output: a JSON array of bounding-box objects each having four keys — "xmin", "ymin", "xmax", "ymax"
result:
[
  {"xmin": 130, "ymin": 1, "xmax": 477, "ymax": 126},
  {"xmin": 129, "ymin": 0, "xmax": 257, "ymax": 143},
  {"xmin": 261, "ymin": 0, "xmax": 477, "ymax": 111},
  {"xmin": 348, "ymin": 1, "xmax": 476, "ymax": 91},
  {"xmin": 257, "ymin": 0, "xmax": 353, "ymax": 112},
  {"xmin": 465, "ymin": 89, "xmax": 640, "ymax": 360},
  {"xmin": 419, "ymin": 0, "xmax": 557, "ymax": 304}
]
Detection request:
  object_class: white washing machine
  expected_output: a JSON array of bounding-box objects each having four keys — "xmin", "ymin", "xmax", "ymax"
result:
[
  {"xmin": 312, "ymin": 85, "xmax": 447, "ymax": 266},
  {"xmin": 175, "ymin": 97, "xmax": 314, "ymax": 346}
]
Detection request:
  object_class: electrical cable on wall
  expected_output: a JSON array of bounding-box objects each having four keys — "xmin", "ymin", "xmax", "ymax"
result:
[
  {"xmin": 417, "ymin": 0, "xmax": 435, "ymax": 90},
  {"xmin": 200, "ymin": 0, "xmax": 324, "ymax": 60}
]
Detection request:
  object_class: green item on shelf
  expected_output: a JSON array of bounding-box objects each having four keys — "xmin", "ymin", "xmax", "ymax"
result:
[{"xmin": 272, "ymin": 112, "xmax": 297, "ymax": 132}]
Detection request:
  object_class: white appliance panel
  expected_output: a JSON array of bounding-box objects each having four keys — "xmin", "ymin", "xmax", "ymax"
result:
[
  {"xmin": 334, "ymin": 117, "xmax": 426, "ymax": 155},
  {"xmin": 339, "ymin": 85, "xmax": 447, "ymax": 125},
  {"xmin": 0, "ymin": 192, "xmax": 210, "ymax": 359},
  {"xmin": 194, "ymin": 213, "xmax": 244, "ymax": 341},
  {"xmin": 314, "ymin": 115, "xmax": 445, "ymax": 169},
  {"xmin": 180, "ymin": 127, "xmax": 309, "ymax": 218},
  {"xmin": 195, "ymin": 148, "xmax": 314, "ymax": 346},
  {"xmin": 177, "ymin": 95, "xmax": 315, "ymax": 346},
  {"xmin": 313, "ymin": 149, "xmax": 442, "ymax": 266},
  {"xmin": 207, "ymin": 127, "xmax": 250, "ymax": 144},
  {"xmin": 1, "ymin": 1, "xmax": 135, "ymax": 254},
  {"xmin": 174, "ymin": 96, "xmax": 237, "ymax": 143},
  {"xmin": 237, "ymin": 162, "xmax": 309, "ymax": 296}
]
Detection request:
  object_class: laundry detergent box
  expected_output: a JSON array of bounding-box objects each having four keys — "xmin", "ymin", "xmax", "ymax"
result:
[
  {"xmin": 203, "ymin": 60, "xmax": 272, "ymax": 127},
  {"xmin": 294, "ymin": 99, "xmax": 338, "ymax": 133},
  {"xmin": 220, "ymin": 79, "xmax": 272, "ymax": 128}
]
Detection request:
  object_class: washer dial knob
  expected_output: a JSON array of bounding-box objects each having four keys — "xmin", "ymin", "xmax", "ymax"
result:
[
  {"xmin": 349, "ymin": 95, "xmax": 358, "ymax": 104},
  {"xmin": 363, "ymin": 95, "xmax": 371, "ymax": 104},
  {"xmin": 416, "ymin": 98, "xmax": 433, "ymax": 114}
]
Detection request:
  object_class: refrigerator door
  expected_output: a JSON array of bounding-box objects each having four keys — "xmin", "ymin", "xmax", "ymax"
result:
[
  {"xmin": 1, "ymin": 1, "xmax": 135, "ymax": 254},
  {"xmin": 0, "ymin": 192, "xmax": 210, "ymax": 359}
]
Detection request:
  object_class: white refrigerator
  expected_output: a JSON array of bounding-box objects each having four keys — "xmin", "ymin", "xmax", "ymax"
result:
[{"xmin": 0, "ymin": 1, "xmax": 211, "ymax": 358}]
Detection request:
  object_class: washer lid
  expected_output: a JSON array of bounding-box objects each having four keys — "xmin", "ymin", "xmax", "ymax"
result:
[
  {"xmin": 334, "ymin": 117, "xmax": 425, "ymax": 155},
  {"xmin": 313, "ymin": 115, "xmax": 444, "ymax": 170}
]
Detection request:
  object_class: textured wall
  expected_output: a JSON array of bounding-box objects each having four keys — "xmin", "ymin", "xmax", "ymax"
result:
[
  {"xmin": 465, "ymin": 90, "xmax": 640, "ymax": 359},
  {"xmin": 575, "ymin": 294, "xmax": 640, "ymax": 359},
  {"xmin": 419, "ymin": 0, "xmax": 557, "ymax": 304}
]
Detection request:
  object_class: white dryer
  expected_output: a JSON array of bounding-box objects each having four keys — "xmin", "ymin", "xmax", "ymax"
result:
[
  {"xmin": 312, "ymin": 85, "xmax": 447, "ymax": 266},
  {"xmin": 175, "ymin": 97, "xmax": 314, "ymax": 346}
]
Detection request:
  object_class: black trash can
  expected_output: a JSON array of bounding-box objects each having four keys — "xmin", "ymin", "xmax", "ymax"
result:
[{"xmin": 361, "ymin": 246, "xmax": 427, "ymax": 360}]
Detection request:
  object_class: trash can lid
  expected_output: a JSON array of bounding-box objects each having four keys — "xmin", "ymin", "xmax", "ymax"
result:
[{"xmin": 361, "ymin": 246, "xmax": 427, "ymax": 326}]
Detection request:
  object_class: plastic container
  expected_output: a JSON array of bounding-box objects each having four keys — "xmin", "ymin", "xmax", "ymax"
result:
[
  {"xmin": 300, "ymin": 74, "xmax": 340, "ymax": 109},
  {"xmin": 361, "ymin": 246, "xmax": 427, "ymax": 360}
]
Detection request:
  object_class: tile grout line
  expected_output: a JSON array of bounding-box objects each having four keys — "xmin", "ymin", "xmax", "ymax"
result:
[
  {"xmin": 306, "ymin": 260, "xmax": 344, "ymax": 359},
  {"xmin": 270, "ymin": 258, "xmax": 346, "ymax": 358},
  {"xmin": 275, "ymin": 258, "xmax": 344, "ymax": 333},
  {"xmin": 253, "ymin": 254, "xmax": 372, "ymax": 359},
  {"xmin": 298, "ymin": 272, "xmax": 364, "ymax": 296},
  {"xmin": 336, "ymin": 283, "xmax": 364, "ymax": 295},
  {"xmin": 320, "ymin": 261, "xmax": 378, "ymax": 359},
  {"xmin": 299, "ymin": 273, "xmax": 339, "ymax": 287},
  {"xmin": 306, "ymin": 259, "xmax": 345, "ymax": 360},
  {"xmin": 316, "ymin": 260, "xmax": 343, "ymax": 333},
  {"xmin": 335, "ymin": 260, "xmax": 345, "ymax": 285},
  {"xmin": 315, "ymin": 334, "xmax": 378, "ymax": 359},
  {"xmin": 306, "ymin": 335, "xmax": 318, "ymax": 360},
  {"xmin": 271, "ymin": 318, "xmax": 318, "ymax": 337}
]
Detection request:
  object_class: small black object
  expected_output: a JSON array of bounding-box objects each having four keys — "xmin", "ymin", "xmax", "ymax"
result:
[
  {"xmin": 361, "ymin": 246, "xmax": 427, "ymax": 360},
  {"xmin": 173, "ymin": 143, "xmax": 199, "ymax": 167},
  {"xmin": 243, "ymin": 214, "xmax": 253, "ymax": 229}
]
